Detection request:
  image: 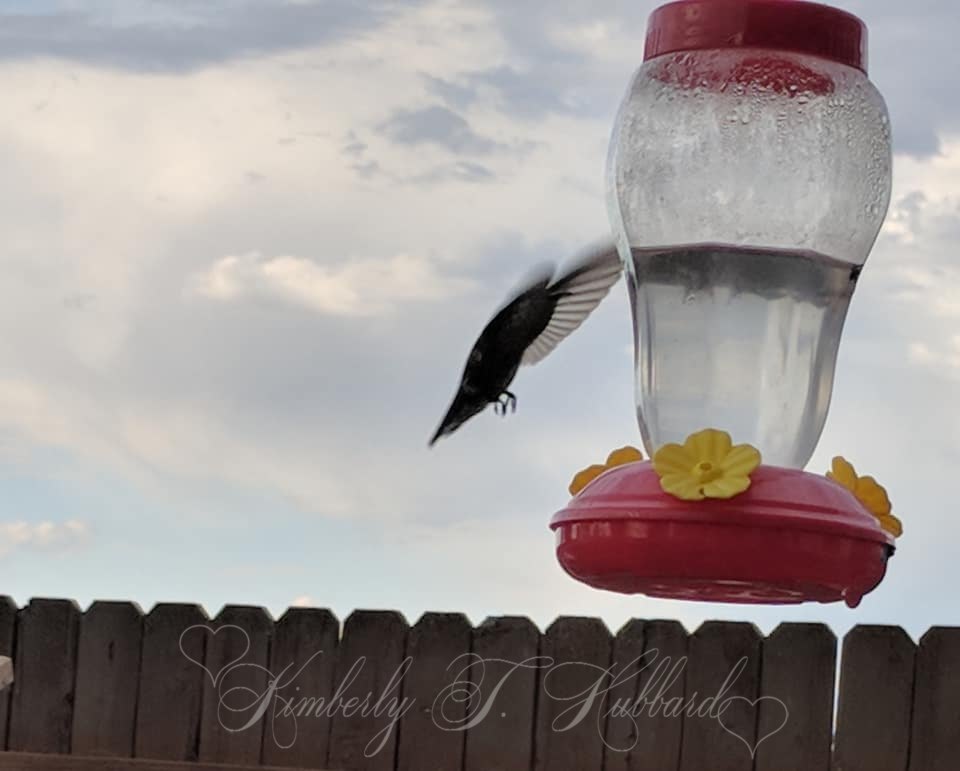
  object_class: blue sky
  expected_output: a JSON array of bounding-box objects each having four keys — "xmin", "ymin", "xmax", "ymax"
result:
[{"xmin": 0, "ymin": 0, "xmax": 958, "ymax": 640}]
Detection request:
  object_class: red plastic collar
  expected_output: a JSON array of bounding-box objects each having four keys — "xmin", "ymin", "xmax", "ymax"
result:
[{"xmin": 644, "ymin": 0, "xmax": 868, "ymax": 73}]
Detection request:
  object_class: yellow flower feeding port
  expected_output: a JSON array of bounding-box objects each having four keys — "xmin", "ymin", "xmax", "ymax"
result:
[
  {"xmin": 569, "ymin": 446, "xmax": 645, "ymax": 496},
  {"xmin": 827, "ymin": 457, "xmax": 903, "ymax": 538},
  {"xmin": 652, "ymin": 429, "xmax": 761, "ymax": 501}
]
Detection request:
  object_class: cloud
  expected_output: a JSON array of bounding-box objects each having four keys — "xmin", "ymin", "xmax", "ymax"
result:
[
  {"xmin": 339, "ymin": 130, "xmax": 495, "ymax": 185},
  {"xmin": 423, "ymin": 67, "xmax": 571, "ymax": 120},
  {"xmin": 0, "ymin": 0, "xmax": 953, "ymax": 160},
  {"xmin": 416, "ymin": 0, "xmax": 653, "ymax": 124},
  {"xmin": 0, "ymin": 0, "xmax": 403, "ymax": 72},
  {"xmin": 378, "ymin": 105, "xmax": 506, "ymax": 155},
  {"xmin": 460, "ymin": 0, "xmax": 960, "ymax": 157},
  {"xmin": 188, "ymin": 252, "xmax": 475, "ymax": 316},
  {"xmin": 0, "ymin": 519, "xmax": 90, "ymax": 557},
  {"xmin": 290, "ymin": 594, "xmax": 314, "ymax": 607},
  {"xmin": 848, "ymin": 0, "xmax": 960, "ymax": 157},
  {"xmin": 0, "ymin": 376, "xmax": 360, "ymax": 519},
  {"xmin": 421, "ymin": 74, "xmax": 478, "ymax": 111},
  {"xmin": 868, "ymin": 137, "xmax": 960, "ymax": 322},
  {"xmin": 408, "ymin": 161, "xmax": 495, "ymax": 184},
  {"xmin": 909, "ymin": 338, "xmax": 960, "ymax": 373}
]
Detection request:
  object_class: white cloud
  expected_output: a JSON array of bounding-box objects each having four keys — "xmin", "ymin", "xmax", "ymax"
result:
[
  {"xmin": 869, "ymin": 137, "xmax": 960, "ymax": 356},
  {"xmin": 290, "ymin": 594, "xmax": 314, "ymax": 607},
  {"xmin": 0, "ymin": 520, "xmax": 91, "ymax": 558},
  {"xmin": 0, "ymin": 376, "xmax": 359, "ymax": 518},
  {"xmin": 908, "ymin": 337, "xmax": 960, "ymax": 374},
  {"xmin": 188, "ymin": 251, "xmax": 475, "ymax": 316}
]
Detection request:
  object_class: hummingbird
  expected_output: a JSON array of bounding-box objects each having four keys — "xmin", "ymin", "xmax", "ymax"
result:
[{"xmin": 429, "ymin": 241, "xmax": 622, "ymax": 446}]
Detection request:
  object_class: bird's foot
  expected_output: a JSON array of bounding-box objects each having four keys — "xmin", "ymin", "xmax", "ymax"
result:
[{"xmin": 493, "ymin": 392, "xmax": 516, "ymax": 416}]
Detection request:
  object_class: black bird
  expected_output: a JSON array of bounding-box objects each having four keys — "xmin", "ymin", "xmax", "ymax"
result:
[{"xmin": 429, "ymin": 242, "xmax": 623, "ymax": 446}]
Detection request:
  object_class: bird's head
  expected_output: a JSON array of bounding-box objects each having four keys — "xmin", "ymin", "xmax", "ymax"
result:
[{"xmin": 428, "ymin": 389, "xmax": 487, "ymax": 446}]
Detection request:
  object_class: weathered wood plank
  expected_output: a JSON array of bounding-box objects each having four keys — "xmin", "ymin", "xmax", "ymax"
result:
[
  {"xmin": 634, "ymin": 619, "xmax": 688, "ymax": 770},
  {"xmin": 754, "ymin": 623, "xmax": 836, "ymax": 771},
  {"xmin": 198, "ymin": 606, "xmax": 273, "ymax": 766},
  {"xmin": 678, "ymin": 621, "xmax": 762, "ymax": 771},
  {"xmin": 604, "ymin": 619, "xmax": 688, "ymax": 771},
  {"xmin": 395, "ymin": 613, "xmax": 471, "ymax": 771},
  {"xmin": 134, "ymin": 604, "xmax": 209, "ymax": 761},
  {"xmin": 72, "ymin": 601, "xmax": 145, "ymax": 757},
  {"xmin": 534, "ymin": 617, "xmax": 611, "ymax": 771},
  {"xmin": 603, "ymin": 618, "xmax": 646, "ymax": 770},
  {"xmin": 0, "ymin": 750, "xmax": 332, "ymax": 770},
  {"xmin": 327, "ymin": 611, "xmax": 408, "ymax": 771},
  {"xmin": 463, "ymin": 616, "xmax": 540, "ymax": 771},
  {"xmin": 0, "ymin": 596, "xmax": 17, "ymax": 750},
  {"xmin": 832, "ymin": 625, "xmax": 915, "ymax": 771},
  {"xmin": 261, "ymin": 607, "xmax": 340, "ymax": 768},
  {"xmin": 908, "ymin": 627, "xmax": 960, "ymax": 771},
  {"xmin": 7, "ymin": 598, "xmax": 81, "ymax": 753}
]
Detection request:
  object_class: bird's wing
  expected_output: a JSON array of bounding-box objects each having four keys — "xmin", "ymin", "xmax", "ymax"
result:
[
  {"xmin": 493, "ymin": 260, "xmax": 555, "ymax": 315},
  {"xmin": 521, "ymin": 242, "xmax": 622, "ymax": 366}
]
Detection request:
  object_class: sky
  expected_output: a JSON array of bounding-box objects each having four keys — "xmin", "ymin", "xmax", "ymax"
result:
[{"xmin": 0, "ymin": 0, "xmax": 958, "ymax": 643}]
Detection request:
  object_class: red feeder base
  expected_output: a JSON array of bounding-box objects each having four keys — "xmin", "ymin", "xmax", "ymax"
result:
[{"xmin": 550, "ymin": 462, "xmax": 894, "ymax": 607}]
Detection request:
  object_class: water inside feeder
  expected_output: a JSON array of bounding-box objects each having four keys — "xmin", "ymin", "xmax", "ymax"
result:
[{"xmin": 627, "ymin": 243, "xmax": 858, "ymax": 468}]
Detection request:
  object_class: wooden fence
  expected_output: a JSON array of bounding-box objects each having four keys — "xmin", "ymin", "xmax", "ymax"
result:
[{"xmin": 0, "ymin": 597, "xmax": 955, "ymax": 770}]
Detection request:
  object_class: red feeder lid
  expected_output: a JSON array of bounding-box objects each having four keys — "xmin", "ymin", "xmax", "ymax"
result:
[
  {"xmin": 551, "ymin": 462, "xmax": 894, "ymax": 607},
  {"xmin": 644, "ymin": 0, "xmax": 869, "ymax": 73}
]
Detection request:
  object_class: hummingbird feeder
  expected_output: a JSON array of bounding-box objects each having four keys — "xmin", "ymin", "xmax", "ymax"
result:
[{"xmin": 551, "ymin": 0, "xmax": 898, "ymax": 607}]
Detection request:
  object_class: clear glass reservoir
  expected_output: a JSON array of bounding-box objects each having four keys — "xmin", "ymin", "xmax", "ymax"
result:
[{"xmin": 606, "ymin": 2, "xmax": 893, "ymax": 468}]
